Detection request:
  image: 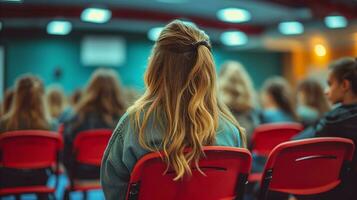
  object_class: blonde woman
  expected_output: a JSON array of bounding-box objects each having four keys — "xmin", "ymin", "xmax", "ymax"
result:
[
  {"xmin": 63, "ymin": 68, "xmax": 126, "ymax": 182},
  {"xmin": 219, "ymin": 61, "xmax": 260, "ymax": 144},
  {"xmin": 101, "ymin": 20, "xmax": 246, "ymax": 200}
]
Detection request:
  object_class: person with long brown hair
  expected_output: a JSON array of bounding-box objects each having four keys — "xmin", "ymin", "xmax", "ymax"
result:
[
  {"xmin": 296, "ymin": 78, "xmax": 330, "ymax": 127},
  {"xmin": 0, "ymin": 75, "xmax": 56, "ymax": 132},
  {"xmin": 101, "ymin": 20, "xmax": 246, "ymax": 200},
  {"xmin": 63, "ymin": 68, "xmax": 126, "ymax": 182},
  {"xmin": 219, "ymin": 61, "xmax": 260, "ymax": 145},
  {"xmin": 1, "ymin": 88, "xmax": 14, "ymax": 116},
  {"xmin": 0, "ymin": 75, "xmax": 57, "ymax": 189}
]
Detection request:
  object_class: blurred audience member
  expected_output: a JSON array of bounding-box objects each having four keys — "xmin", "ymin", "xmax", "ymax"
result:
[
  {"xmin": 296, "ymin": 78, "xmax": 330, "ymax": 127},
  {"xmin": 219, "ymin": 61, "xmax": 260, "ymax": 144},
  {"xmin": 260, "ymin": 77, "xmax": 297, "ymax": 123},
  {"xmin": 63, "ymin": 68, "xmax": 127, "ymax": 183},
  {"xmin": 2, "ymin": 88, "xmax": 14, "ymax": 116},
  {"xmin": 294, "ymin": 57, "xmax": 357, "ymax": 200},
  {"xmin": 0, "ymin": 75, "xmax": 57, "ymax": 189},
  {"xmin": 46, "ymin": 85, "xmax": 67, "ymax": 120},
  {"xmin": 69, "ymin": 89, "xmax": 82, "ymax": 107}
]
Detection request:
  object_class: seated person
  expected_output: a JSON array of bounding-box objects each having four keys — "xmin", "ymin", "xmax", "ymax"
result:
[
  {"xmin": 63, "ymin": 69, "xmax": 126, "ymax": 185},
  {"xmin": 260, "ymin": 77, "xmax": 297, "ymax": 124},
  {"xmin": 0, "ymin": 75, "xmax": 58, "ymax": 189},
  {"xmin": 100, "ymin": 20, "xmax": 246, "ymax": 200},
  {"xmin": 293, "ymin": 57, "xmax": 357, "ymax": 200}
]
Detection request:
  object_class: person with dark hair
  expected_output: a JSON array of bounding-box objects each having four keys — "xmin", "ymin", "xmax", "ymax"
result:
[
  {"xmin": 260, "ymin": 76, "xmax": 297, "ymax": 123},
  {"xmin": 293, "ymin": 57, "xmax": 357, "ymax": 200}
]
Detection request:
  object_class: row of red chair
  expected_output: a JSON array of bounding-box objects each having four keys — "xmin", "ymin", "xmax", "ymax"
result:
[
  {"xmin": 0, "ymin": 129, "xmax": 112, "ymax": 199},
  {"xmin": 0, "ymin": 126, "xmax": 354, "ymax": 200},
  {"xmin": 127, "ymin": 138, "xmax": 354, "ymax": 200}
]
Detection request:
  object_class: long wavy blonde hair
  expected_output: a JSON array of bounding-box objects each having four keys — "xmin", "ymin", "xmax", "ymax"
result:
[
  {"xmin": 219, "ymin": 61, "xmax": 256, "ymax": 112},
  {"xmin": 128, "ymin": 20, "xmax": 246, "ymax": 180}
]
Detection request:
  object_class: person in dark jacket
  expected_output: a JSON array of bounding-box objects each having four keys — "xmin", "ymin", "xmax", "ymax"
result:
[
  {"xmin": 63, "ymin": 68, "xmax": 126, "ymax": 185},
  {"xmin": 293, "ymin": 57, "xmax": 357, "ymax": 200}
]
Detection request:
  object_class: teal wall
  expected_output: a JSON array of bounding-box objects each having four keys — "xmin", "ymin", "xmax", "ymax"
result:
[{"xmin": 2, "ymin": 34, "xmax": 283, "ymax": 94}]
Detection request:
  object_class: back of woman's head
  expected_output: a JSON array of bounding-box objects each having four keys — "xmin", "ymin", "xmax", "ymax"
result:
[
  {"xmin": 76, "ymin": 68, "xmax": 126, "ymax": 125},
  {"xmin": 262, "ymin": 76, "xmax": 296, "ymax": 119},
  {"xmin": 329, "ymin": 57, "xmax": 357, "ymax": 95},
  {"xmin": 46, "ymin": 85, "xmax": 66, "ymax": 119},
  {"xmin": 129, "ymin": 20, "xmax": 244, "ymax": 180},
  {"xmin": 219, "ymin": 61, "xmax": 255, "ymax": 112},
  {"xmin": 297, "ymin": 78, "xmax": 330, "ymax": 116},
  {"xmin": 3, "ymin": 75, "xmax": 50, "ymax": 130}
]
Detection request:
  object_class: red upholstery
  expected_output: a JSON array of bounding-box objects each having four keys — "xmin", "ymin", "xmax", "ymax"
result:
[
  {"xmin": 126, "ymin": 146, "xmax": 252, "ymax": 200},
  {"xmin": 0, "ymin": 130, "xmax": 63, "ymax": 196},
  {"xmin": 0, "ymin": 187, "xmax": 55, "ymax": 196},
  {"xmin": 251, "ymin": 123, "xmax": 303, "ymax": 156},
  {"xmin": 258, "ymin": 137, "xmax": 355, "ymax": 200},
  {"xmin": 65, "ymin": 129, "xmax": 112, "ymax": 198},
  {"xmin": 73, "ymin": 129, "xmax": 112, "ymax": 166}
]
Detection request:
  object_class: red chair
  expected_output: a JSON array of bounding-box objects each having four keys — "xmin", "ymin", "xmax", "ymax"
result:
[
  {"xmin": 126, "ymin": 146, "xmax": 252, "ymax": 200},
  {"xmin": 64, "ymin": 129, "xmax": 112, "ymax": 200},
  {"xmin": 249, "ymin": 123, "xmax": 303, "ymax": 182},
  {"xmin": 258, "ymin": 137, "xmax": 354, "ymax": 200},
  {"xmin": 0, "ymin": 130, "xmax": 63, "ymax": 199}
]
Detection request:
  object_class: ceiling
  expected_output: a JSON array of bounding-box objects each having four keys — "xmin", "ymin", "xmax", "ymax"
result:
[{"xmin": 1, "ymin": 0, "xmax": 357, "ymax": 50}]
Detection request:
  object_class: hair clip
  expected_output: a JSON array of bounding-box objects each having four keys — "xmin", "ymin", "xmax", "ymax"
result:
[{"xmin": 192, "ymin": 40, "xmax": 211, "ymax": 52}]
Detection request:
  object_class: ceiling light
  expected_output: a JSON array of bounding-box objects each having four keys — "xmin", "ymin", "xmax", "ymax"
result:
[
  {"xmin": 278, "ymin": 21, "xmax": 304, "ymax": 35},
  {"xmin": 314, "ymin": 44, "xmax": 326, "ymax": 57},
  {"xmin": 324, "ymin": 15, "xmax": 347, "ymax": 29},
  {"xmin": 148, "ymin": 27, "xmax": 164, "ymax": 41},
  {"xmin": 47, "ymin": 20, "xmax": 72, "ymax": 35},
  {"xmin": 220, "ymin": 31, "xmax": 248, "ymax": 46},
  {"xmin": 81, "ymin": 8, "xmax": 112, "ymax": 23},
  {"xmin": 217, "ymin": 8, "xmax": 251, "ymax": 23}
]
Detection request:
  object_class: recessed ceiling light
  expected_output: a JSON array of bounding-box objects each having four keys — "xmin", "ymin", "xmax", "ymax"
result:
[
  {"xmin": 81, "ymin": 8, "xmax": 112, "ymax": 23},
  {"xmin": 324, "ymin": 15, "xmax": 347, "ymax": 29},
  {"xmin": 278, "ymin": 21, "xmax": 304, "ymax": 35},
  {"xmin": 217, "ymin": 8, "xmax": 251, "ymax": 23},
  {"xmin": 148, "ymin": 27, "xmax": 164, "ymax": 41},
  {"xmin": 47, "ymin": 20, "xmax": 72, "ymax": 35},
  {"xmin": 220, "ymin": 31, "xmax": 248, "ymax": 46}
]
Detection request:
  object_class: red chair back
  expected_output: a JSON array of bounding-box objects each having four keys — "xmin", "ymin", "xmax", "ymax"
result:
[
  {"xmin": 258, "ymin": 137, "xmax": 355, "ymax": 200},
  {"xmin": 0, "ymin": 130, "xmax": 63, "ymax": 169},
  {"xmin": 126, "ymin": 146, "xmax": 252, "ymax": 200},
  {"xmin": 73, "ymin": 129, "xmax": 112, "ymax": 166},
  {"xmin": 251, "ymin": 123, "xmax": 303, "ymax": 156}
]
